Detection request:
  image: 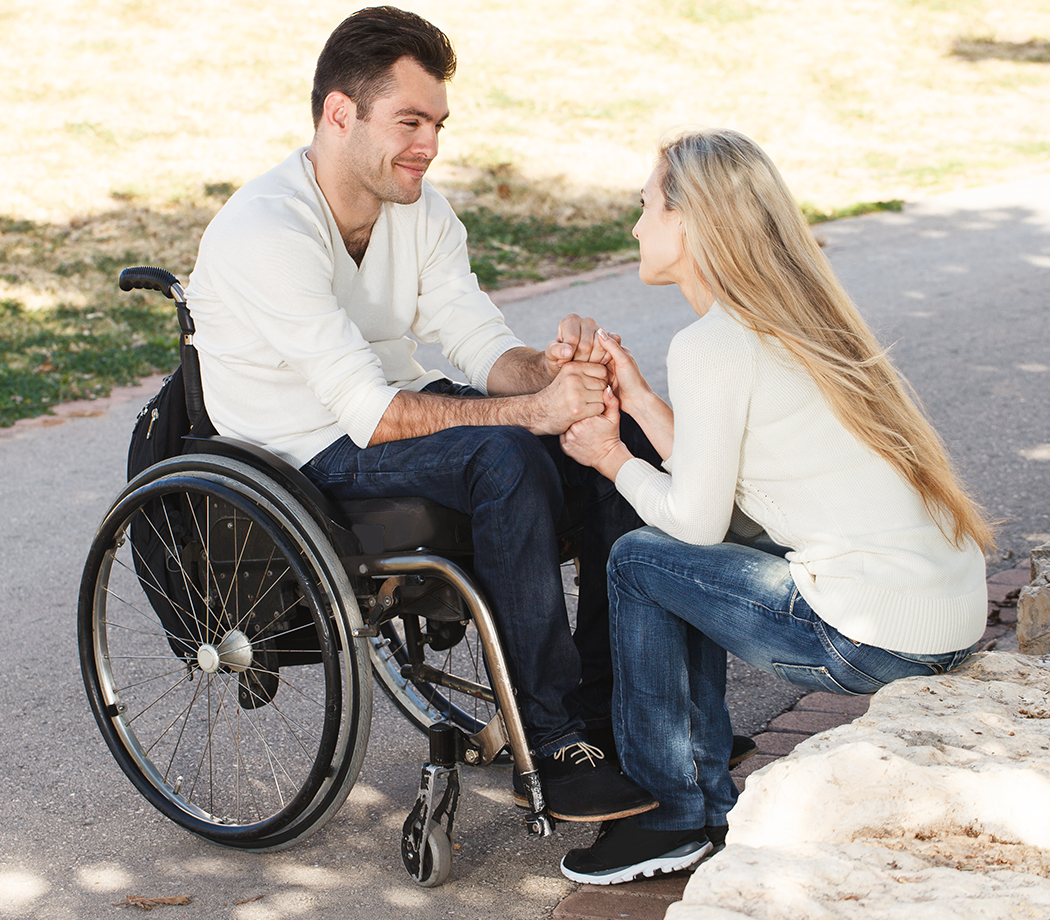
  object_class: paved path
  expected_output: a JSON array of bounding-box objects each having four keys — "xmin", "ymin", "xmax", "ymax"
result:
[{"xmin": 1, "ymin": 172, "xmax": 1047, "ymax": 919}]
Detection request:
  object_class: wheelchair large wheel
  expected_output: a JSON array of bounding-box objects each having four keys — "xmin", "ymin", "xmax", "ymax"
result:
[
  {"xmin": 79, "ymin": 457, "xmax": 372, "ymax": 848},
  {"xmin": 368, "ymin": 559, "xmax": 580, "ymax": 738}
]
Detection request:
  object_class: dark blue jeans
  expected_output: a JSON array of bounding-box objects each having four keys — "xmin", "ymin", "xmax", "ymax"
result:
[
  {"xmin": 608, "ymin": 527, "xmax": 978, "ymax": 830},
  {"xmin": 301, "ymin": 380, "xmax": 658, "ymax": 756}
]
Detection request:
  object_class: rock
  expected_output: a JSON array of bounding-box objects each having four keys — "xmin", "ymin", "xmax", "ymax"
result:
[
  {"xmin": 667, "ymin": 841, "xmax": 1050, "ymax": 920},
  {"xmin": 669, "ymin": 652, "xmax": 1050, "ymax": 919},
  {"xmin": 1019, "ymin": 542, "xmax": 1050, "ymax": 656}
]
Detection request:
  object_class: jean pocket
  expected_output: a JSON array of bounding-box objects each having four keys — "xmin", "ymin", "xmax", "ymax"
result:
[{"xmin": 772, "ymin": 662, "xmax": 872, "ymax": 696}]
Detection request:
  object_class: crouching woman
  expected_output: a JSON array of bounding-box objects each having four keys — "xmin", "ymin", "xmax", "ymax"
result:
[{"xmin": 558, "ymin": 128, "xmax": 993, "ymax": 885}]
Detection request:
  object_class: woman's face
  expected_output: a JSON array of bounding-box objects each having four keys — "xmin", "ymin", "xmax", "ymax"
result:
[{"xmin": 633, "ymin": 167, "xmax": 687, "ymax": 288}]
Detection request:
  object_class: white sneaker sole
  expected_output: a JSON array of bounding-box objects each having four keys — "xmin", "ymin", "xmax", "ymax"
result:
[{"xmin": 560, "ymin": 839, "xmax": 713, "ymax": 885}]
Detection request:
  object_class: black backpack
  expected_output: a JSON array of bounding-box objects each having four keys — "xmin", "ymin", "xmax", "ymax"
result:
[{"xmin": 123, "ymin": 269, "xmax": 213, "ymax": 662}]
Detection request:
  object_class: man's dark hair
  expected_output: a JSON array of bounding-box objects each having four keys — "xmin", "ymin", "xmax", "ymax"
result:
[{"xmin": 311, "ymin": 6, "xmax": 456, "ymax": 128}]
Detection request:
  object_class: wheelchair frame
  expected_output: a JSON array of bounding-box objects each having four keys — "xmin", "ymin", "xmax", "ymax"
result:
[{"xmin": 78, "ymin": 268, "xmax": 564, "ymax": 886}]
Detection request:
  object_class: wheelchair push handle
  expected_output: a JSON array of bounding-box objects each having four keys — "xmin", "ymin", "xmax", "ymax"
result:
[
  {"xmin": 118, "ymin": 266, "xmax": 203, "ymax": 422},
  {"xmin": 119, "ymin": 266, "xmax": 186, "ymax": 303}
]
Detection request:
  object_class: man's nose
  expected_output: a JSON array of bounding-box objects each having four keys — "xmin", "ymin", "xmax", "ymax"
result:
[{"xmin": 414, "ymin": 126, "xmax": 439, "ymax": 159}]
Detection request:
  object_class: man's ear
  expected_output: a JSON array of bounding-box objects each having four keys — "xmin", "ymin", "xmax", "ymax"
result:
[{"xmin": 322, "ymin": 91, "xmax": 357, "ymax": 134}]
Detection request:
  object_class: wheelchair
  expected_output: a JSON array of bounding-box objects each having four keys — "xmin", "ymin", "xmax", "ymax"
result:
[{"xmin": 78, "ymin": 268, "xmax": 584, "ymax": 887}]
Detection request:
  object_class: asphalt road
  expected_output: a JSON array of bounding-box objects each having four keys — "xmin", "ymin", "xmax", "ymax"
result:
[{"xmin": 1, "ymin": 171, "xmax": 1047, "ymax": 919}]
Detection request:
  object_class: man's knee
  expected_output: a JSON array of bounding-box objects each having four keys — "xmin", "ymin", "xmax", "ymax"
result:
[{"xmin": 470, "ymin": 426, "xmax": 561, "ymax": 500}]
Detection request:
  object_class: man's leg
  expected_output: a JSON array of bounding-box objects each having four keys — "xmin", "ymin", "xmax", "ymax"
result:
[
  {"xmin": 304, "ymin": 424, "xmax": 583, "ymax": 752},
  {"xmin": 540, "ymin": 411, "xmax": 662, "ymax": 731},
  {"xmin": 304, "ymin": 424, "xmax": 656, "ymax": 820}
]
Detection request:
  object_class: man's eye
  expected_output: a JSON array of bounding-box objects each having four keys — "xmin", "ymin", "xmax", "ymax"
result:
[{"xmin": 403, "ymin": 120, "xmax": 419, "ymax": 128}]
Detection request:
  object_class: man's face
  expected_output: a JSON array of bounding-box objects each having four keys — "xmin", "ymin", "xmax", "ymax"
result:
[{"xmin": 342, "ymin": 56, "xmax": 449, "ymax": 206}]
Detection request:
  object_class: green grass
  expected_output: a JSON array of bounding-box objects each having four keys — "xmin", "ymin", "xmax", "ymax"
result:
[
  {"xmin": 0, "ymin": 291, "xmax": 175, "ymax": 427},
  {"xmin": 460, "ymin": 207, "xmax": 642, "ymax": 287},
  {"xmin": 4, "ymin": 0, "xmax": 1050, "ymax": 427}
]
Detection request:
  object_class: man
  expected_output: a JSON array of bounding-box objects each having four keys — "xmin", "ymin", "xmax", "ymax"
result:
[{"xmin": 186, "ymin": 5, "xmax": 657, "ymax": 822}]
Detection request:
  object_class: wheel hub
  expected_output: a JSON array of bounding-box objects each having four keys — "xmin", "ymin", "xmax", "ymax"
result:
[{"xmin": 196, "ymin": 630, "xmax": 253, "ymax": 674}]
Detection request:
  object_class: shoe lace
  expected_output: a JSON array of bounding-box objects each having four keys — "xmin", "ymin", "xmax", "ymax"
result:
[{"xmin": 553, "ymin": 741, "xmax": 605, "ymax": 768}]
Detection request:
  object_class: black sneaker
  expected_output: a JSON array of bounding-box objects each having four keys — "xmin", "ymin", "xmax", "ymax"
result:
[
  {"xmin": 729, "ymin": 735, "xmax": 758, "ymax": 768},
  {"xmin": 513, "ymin": 742, "xmax": 657, "ymax": 822},
  {"xmin": 581, "ymin": 728, "xmax": 756, "ymax": 770},
  {"xmin": 705, "ymin": 823, "xmax": 729, "ymax": 855},
  {"xmin": 561, "ymin": 816, "xmax": 713, "ymax": 885}
]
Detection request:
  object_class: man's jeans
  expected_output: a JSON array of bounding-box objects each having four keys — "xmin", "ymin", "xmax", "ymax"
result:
[
  {"xmin": 301, "ymin": 380, "xmax": 658, "ymax": 757},
  {"xmin": 608, "ymin": 526, "xmax": 977, "ymax": 831}
]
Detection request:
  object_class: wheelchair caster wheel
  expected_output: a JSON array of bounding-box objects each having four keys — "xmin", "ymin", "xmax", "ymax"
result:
[{"xmin": 402, "ymin": 819, "xmax": 452, "ymax": 888}]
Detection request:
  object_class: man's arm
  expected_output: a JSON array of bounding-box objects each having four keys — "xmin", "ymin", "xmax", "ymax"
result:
[
  {"xmin": 368, "ymin": 359, "xmax": 608, "ymax": 446},
  {"xmin": 485, "ymin": 314, "xmax": 616, "ymax": 397}
]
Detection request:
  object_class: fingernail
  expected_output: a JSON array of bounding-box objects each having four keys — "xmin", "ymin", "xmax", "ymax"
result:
[{"xmin": 597, "ymin": 328, "xmax": 608, "ymax": 339}]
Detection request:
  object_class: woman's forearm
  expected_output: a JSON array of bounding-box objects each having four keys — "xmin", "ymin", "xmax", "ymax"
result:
[{"xmin": 627, "ymin": 389, "xmax": 675, "ymax": 462}]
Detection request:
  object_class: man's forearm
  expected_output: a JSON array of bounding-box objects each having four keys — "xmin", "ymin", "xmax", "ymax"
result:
[
  {"xmin": 368, "ymin": 390, "xmax": 541, "ymax": 446},
  {"xmin": 485, "ymin": 346, "xmax": 556, "ymax": 396},
  {"xmin": 368, "ymin": 359, "xmax": 609, "ymax": 446}
]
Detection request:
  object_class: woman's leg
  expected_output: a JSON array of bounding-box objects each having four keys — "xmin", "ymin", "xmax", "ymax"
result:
[
  {"xmin": 609, "ymin": 530, "xmax": 740, "ymax": 832},
  {"xmin": 607, "ymin": 526, "xmax": 976, "ymax": 832}
]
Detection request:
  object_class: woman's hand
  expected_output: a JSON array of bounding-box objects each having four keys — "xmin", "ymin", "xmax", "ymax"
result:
[
  {"xmin": 560, "ymin": 387, "xmax": 634, "ymax": 481},
  {"xmin": 597, "ymin": 328, "xmax": 653, "ymax": 415}
]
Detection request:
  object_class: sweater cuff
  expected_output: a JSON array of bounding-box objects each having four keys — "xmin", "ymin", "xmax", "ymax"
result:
[
  {"xmin": 614, "ymin": 456, "xmax": 664, "ymax": 505},
  {"xmin": 339, "ymin": 383, "xmax": 400, "ymax": 449},
  {"xmin": 468, "ymin": 335, "xmax": 527, "ymax": 395}
]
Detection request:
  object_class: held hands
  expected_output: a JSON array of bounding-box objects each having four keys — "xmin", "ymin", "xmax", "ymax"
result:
[
  {"xmin": 593, "ymin": 328, "xmax": 652, "ymax": 416},
  {"xmin": 529, "ymin": 359, "xmax": 610, "ymax": 435},
  {"xmin": 545, "ymin": 314, "xmax": 622, "ymax": 378},
  {"xmin": 559, "ymin": 386, "xmax": 633, "ymax": 481}
]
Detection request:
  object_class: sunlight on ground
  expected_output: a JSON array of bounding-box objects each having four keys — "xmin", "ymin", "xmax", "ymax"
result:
[
  {"xmin": 75, "ymin": 862, "xmax": 135, "ymax": 892},
  {"xmin": 2, "ymin": 0, "xmax": 1050, "ymax": 222},
  {"xmin": 0, "ymin": 870, "xmax": 48, "ymax": 916}
]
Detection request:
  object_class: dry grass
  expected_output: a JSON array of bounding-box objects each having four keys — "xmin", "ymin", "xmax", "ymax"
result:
[{"xmin": 1, "ymin": 0, "xmax": 1049, "ymax": 420}]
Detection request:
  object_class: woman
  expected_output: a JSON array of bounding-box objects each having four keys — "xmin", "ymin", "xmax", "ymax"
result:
[{"xmin": 557, "ymin": 129, "xmax": 992, "ymax": 885}]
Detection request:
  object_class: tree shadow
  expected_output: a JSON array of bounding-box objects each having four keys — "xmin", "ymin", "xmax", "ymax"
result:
[{"xmin": 950, "ymin": 37, "xmax": 1050, "ymax": 64}]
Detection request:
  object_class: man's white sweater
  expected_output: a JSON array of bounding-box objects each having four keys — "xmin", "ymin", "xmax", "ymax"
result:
[
  {"xmin": 186, "ymin": 148, "xmax": 524, "ymax": 467},
  {"xmin": 614, "ymin": 302, "xmax": 987, "ymax": 655}
]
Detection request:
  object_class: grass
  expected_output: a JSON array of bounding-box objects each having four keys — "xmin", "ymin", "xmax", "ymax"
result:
[{"xmin": 2, "ymin": 0, "xmax": 1050, "ymax": 426}]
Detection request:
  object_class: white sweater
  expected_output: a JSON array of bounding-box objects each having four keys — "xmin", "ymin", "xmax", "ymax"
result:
[
  {"xmin": 614, "ymin": 302, "xmax": 987, "ymax": 655},
  {"xmin": 186, "ymin": 148, "xmax": 524, "ymax": 466}
]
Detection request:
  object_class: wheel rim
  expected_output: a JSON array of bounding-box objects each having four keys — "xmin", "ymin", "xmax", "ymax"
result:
[
  {"xmin": 369, "ymin": 558, "xmax": 581, "ymax": 738},
  {"xmin": 82, "ymin": 475, "xmax": 342, "ymax": 843},
  {"xmin": 373, "ymin": 610, "xmax": 495, "ymax": 735}
]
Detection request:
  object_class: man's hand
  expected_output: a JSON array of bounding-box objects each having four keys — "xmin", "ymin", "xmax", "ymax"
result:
[
  {"xmin": 528, "ymin": 360, "xmax": 610, "ymax": 435},
  {"xmin": 545, "ymin": 314, "xmax": 622, "ymax": 377}
]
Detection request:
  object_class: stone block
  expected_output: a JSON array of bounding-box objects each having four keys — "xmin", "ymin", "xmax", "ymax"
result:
[
  {"xmin": 730, "ymin": 753, "xmax": 778, "ymax": 788},
  {"xmin": 987, "ymin": 565, "xmax": 1033, "ymax": 586},
  {"xmin": 1019, "ymin": 542, "xmax": 1050, "ymax": 656},
  {"xmin": 554, "ymin": 887, "xmax": 681, "ymax": 919},
  {"xmin": 792, "ymin": 691, "xmax": 872, "ymax": 717},
  {"xmin": 752, "ymin": 731, "xmax": 808, "ymax": 756}
]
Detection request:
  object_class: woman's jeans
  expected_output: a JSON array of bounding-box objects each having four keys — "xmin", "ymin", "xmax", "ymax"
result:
[{"xmin": 608, "ymin": 527, "xmax": 977, "ymax": 831}]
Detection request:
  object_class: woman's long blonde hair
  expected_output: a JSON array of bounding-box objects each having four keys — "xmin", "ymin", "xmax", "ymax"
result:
[{"xmin": 659, "ymin": 129, "xmax": 994, "ymax": 551}]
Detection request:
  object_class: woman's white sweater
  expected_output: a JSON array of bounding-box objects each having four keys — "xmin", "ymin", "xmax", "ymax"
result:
[{"xmin": 614, "ymin": 302, "xmax": 987, "ymax": 655}]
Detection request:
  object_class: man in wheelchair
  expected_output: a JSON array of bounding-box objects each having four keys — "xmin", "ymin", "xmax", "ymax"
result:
[{"xmin": 183, "ymin": 6, "xmax": 660, "ymax": 824}]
